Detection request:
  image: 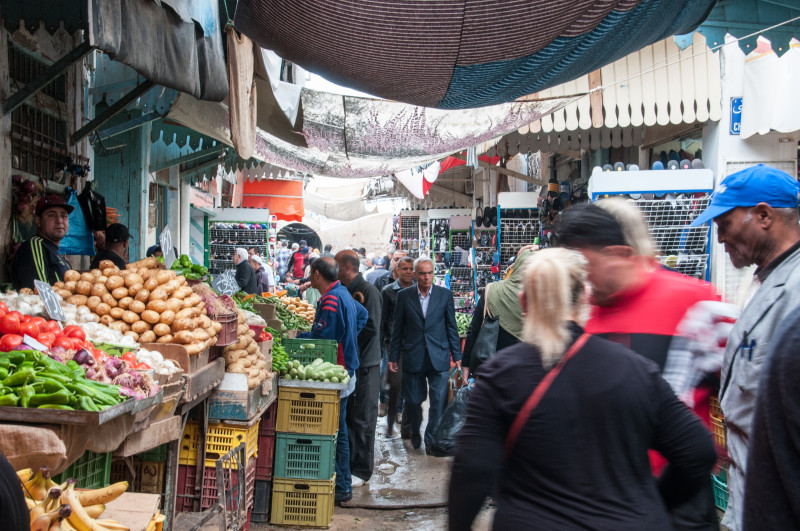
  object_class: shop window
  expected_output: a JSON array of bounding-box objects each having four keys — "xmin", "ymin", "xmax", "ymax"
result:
[{"xmin": 148, "ymin": 183, "xmax": 166, "ymax": 232}]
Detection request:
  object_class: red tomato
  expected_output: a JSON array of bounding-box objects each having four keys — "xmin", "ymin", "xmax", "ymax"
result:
[
  {"xmin": 0, "ymin": 308, "xmax": 6, "ymax": 320},
  {"xmin": 63, "ymin": 325, "xmax": 86, "ymax": 341},
  {"xmin": 264, "ymin": 332, "xmax": 273, "ymax": 340},
  {"xmin": 0, "ymin": 334, "xmax": 23, "ymax": 352},
  {"xmin": 30, "ymin": 317, "xmax": 47, "ymax": 329},
  {"xmin": 122, "ymin": 352, "xmax": 137, "ymax": 365},
  {"xmin": 91, "ymin": 350, "xmax": 108, "ymax": 363},
  {"xmin": 0, "ymin": 313, "xmax": 21, "ymax": 335},
  {"xmin": 135, "ymin": 363, "xmax": 151, "ymax": 370},
  {"xmin": 6, "ymin": 311, "xmax": 22, "ymax": 321},
  {"xmin": 20, "ymin": 314, "xmax": 30, "ymax": 323},
  {"xmin": 36, "ymin": 332, "xmax": 56, "ymax": 349},
  {"xmin": 0, "ymin": 302, "xmax": 8, "ymax": 313},
  {"xmin": 18, "ymin": 321, "xmax": 40, "ymax": 337},
  {"xmin": 53, "ymin": 337, "xmax": 75, "ymax": 350},
  {"xmin": 45, "ymin": 320, "xmax": 62, "ymax": 334}
]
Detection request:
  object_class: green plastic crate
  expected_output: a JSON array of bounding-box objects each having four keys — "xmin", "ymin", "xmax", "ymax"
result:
[
  {"xmin": 53, "ymin": 450, "xmax": 111, "ymax": 490},
  {"xmin": 283, "ymin": 338, "xmax": 338, "ymax": 365},
  {"xmin": 138, "ymin": 444, "xmax": 168, "ymax": 462},
  {"xmin": 712, "ymin": 473, "xmax": 728, "ymax": 511},
  {"xmin": 274, "ymin": 433, "xmax": 336, "ymax": 480}
]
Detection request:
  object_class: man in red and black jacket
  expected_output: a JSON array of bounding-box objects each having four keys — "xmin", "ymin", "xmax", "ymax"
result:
[
  {"xmin": 557, "ymin": 201, "xmax": 721, "ymax": 531},
  {"xmin": 298, "ymin": 257, "xmax": 367, "ymax": 505}
]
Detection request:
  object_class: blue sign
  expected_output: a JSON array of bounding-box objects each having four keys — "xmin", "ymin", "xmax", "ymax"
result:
[{"xmin": 730, "ymin": 97, "xmax": 742, "ymax": 135}]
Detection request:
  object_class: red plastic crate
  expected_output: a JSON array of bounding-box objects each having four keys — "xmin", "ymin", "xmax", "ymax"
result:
[
  {"xmin": 176, "ymin": 465, "xmax": 200, "ymax": 512},
  {"xmin": 260, "ymin": 401, "xmax": 278, "ymax": 437},
  {"xmin": 176, "ymin": 460, "xmax": 256, "ymax": 513},
  {"xmin": 255, "ymin": 432, "xmax": 276, "ymax": 481}
]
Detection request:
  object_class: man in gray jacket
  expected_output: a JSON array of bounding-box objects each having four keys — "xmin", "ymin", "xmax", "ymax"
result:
[{"xmin": 690, "ymin": 164, "xmax": 800, "ymax": 530}]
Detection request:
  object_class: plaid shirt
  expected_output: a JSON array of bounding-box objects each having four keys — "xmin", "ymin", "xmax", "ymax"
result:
[{"xmin": 276, "ymin": 247, "xmax": 291, "ymax": 277}]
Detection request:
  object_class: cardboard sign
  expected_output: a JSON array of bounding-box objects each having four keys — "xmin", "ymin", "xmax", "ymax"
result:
[
  {"xmin": 160, "ymin": 225, "xmax": 177, "ymax": 269},
  {"xmin": 212, "ymin": 270, "xmax": 239, "ymax": 296},
  {"xmin": 34, "ymin": 280, "xmax": 66, "ymax": 321}
]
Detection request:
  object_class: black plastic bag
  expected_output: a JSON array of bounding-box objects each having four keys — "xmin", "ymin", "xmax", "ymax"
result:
[
  {"xmin": 428, "ymin": 384, "xmax": 471, "ymax": 457},
  {"xmin": 77, "ymin": 181, "xmax": 107, "ymax": 231}
]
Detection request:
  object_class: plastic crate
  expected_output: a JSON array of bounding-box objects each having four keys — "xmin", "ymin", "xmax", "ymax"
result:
[
  {"xmin": 53, "ymin": 450, "xmax": 111, "ymax": 490},
  {"xmin": 276, "ymin": 386, "xmax": 340, "ymax": 436},
  {"xmin": 251, "ymin": 480, "xmax": 272, "ymax": 524},
  {"xmin": 138, "ymin": 444, "xmax": 168, "ymax": 462},
  {"xmin": 177, "ymin": 460, "xmax": 257, "ymax": 512},
  {"xmin": 215, "ymin": 313, "xmax": 239, "ymax": 346},
  {"xmin": 274, "ymin": 433, "xmax": 336, "ymax": 480},
  {"xmin": 255, "ymin": 432, "xmax": 276, "ymax": 481},
  {"xmin": 110, "ymin": 458, "xmax": 142, "ymax": 491},
  {"xmin": 271, "ymin": 476, "xmax": 335, "ymax": 528},
  {"xmin": 259, "ymin": 401, "xmax": 278, "ymax": 437},
  {"xmin": 709, "ymin": 395, "xmax": 722, "ymax": 419},
  {"xmin": 712, "ymin": 473, "xmax": 728, "ymax": 511},
  {"xmin": 176, "ymin": 465, "xmax": 200, "ymax": 512},
  {"xmin": 180, "ymin": 421, "xmax": 260, "ymax": 469},
  {"xmin": 710, "ymin": 413, "xmax": 726, "ymax": 450},
  {"xmin": 283, "ymin": 338, "xmax": 338, "ymax": 365}
]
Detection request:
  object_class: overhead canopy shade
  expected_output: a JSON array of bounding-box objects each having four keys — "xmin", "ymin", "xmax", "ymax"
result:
[
  {"xmin": 233, "ymin": 0, "xmax": 716, "ymax": 109},
  {"xmin": 241, "ymin": 180, "xmax": 304, "ymax": 222}
]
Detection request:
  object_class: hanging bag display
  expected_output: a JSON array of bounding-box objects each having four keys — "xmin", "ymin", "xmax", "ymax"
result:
[
  {"xmin": 60, "ymin": 188, "xmax": 95, "ymax": 255},
  {"xmin": 469, "ymin": 283, "xmax": 500, "ymax": 377},
  {"xmin": 77, "ymin": 181, "xmax": 107, "ymax": 231}
]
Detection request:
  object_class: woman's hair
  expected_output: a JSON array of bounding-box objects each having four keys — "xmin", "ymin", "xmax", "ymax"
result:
[
  {"xmin": 595, "ymin": 198, "xmax": 655, "ymax": 257},
  {"xmin": 521, "ymin": 248, "xmax": 589, "ymax": 369}
]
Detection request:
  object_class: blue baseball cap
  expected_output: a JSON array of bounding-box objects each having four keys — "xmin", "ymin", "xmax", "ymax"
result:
[
  {"xmin": 691, "ymin": 164, "xmax": 800, "ymax": 227},
  {"xmin": 373, "ymin": 257, "xmax": 385, "ymax": 266}
]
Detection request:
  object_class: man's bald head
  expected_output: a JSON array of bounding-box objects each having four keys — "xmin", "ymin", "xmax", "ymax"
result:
[{"xmin": 335, "ymin": 250, "xmax": 360, "ymax": 285}]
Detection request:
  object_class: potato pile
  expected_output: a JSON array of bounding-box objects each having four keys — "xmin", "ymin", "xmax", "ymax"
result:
[
  {"xmin": 223, "ymin": 310, "xmax": 270, "ymax": 389},
  {"xmin": 278, "ymin": 295, "xmax": 316, "ymax": 323},
  {"xmin": 53, "ymin": 257, "xmax": 221, "ymax": 355}
]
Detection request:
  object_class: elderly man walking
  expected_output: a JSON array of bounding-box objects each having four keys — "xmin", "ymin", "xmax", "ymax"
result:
[
  {"xmin": 689, "ymin": 164, "xmax": 800, "ymax": 530},
  {"xmin": 389, "ymin": 257, "xmax": 461, "ymax": 450}
]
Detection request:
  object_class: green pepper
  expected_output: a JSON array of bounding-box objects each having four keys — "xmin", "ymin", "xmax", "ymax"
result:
[
  {"xmin": 185, "ymin": 272, "xmax": 201, "ymax": 281},
  {"xmin": 180, "ymin": 254, "xmax": 192, "ymax": 268},
  {"xmin": 2, "ymin": 367, "xmax": 36, "ymax": 387},
  {"xmin": 192, "ymin": 264, "xmax": 209, "ymax": 276},
  {"xmin": 37, "ymin": 404, "xmax": 74, "ymax": 410},
  {"xmin": 0, "ymin": 368, "xmax": 8, "ymax": 381},
  {"xmin": 0, "ymin": 352, "xmax": 24, "ymax": 366},
  {"xmin": 0, "ymin": 393, "xmax": 18, "ymax": 406},
  {"xmin": 29, "ymin": 389, "xmax": 71, "ymax": 407},
  {"xmin": 31, "ymin": 377, "xmax": 67, "ymax": 393},
  {"xmin": 0, "ymin": 358, "xmax": 10, "ymax": 369},
  {"xmin": 78, "ymin": 396, "xmax": 99, "ymax": 412},
  {"xmin": 64, "ymin": 360, "xmax": 85, "ymax": 379},
  {"xmin": 18, "ymin": 385, "xmax": 35, "ymax": 407},
  {"xmin": 38, "ymin": 371, "xmax": 72, "ymax": 385}
]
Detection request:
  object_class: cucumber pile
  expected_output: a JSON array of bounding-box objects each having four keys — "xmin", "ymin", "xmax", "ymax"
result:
[{"xmin": 280, "ymin": 358, "xmax": 350, "ymax": 384}]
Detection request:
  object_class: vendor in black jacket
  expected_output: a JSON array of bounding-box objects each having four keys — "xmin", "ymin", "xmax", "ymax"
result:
[
  {"xmin": 12, "ymin": 195, "xmax": 73, "ymax": 290},
  {"xmin": 335, "ymin": 250, "xmax": 382, "ymax": 487},
  {"xmin": 89, "ymin": 223, "xmax": 131, "ymax": 270},
  {"xmin": 233, "ymin": 248, "xmax": 258, "ymax": 294}
]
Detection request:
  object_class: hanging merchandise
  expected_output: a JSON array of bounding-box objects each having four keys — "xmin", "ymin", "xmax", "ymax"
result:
[
  {"xmin": 77, "ymin": 181, "xmax": 108, "ymax": 231},
  {"xmin": 59, "ymin": 188, "xmax": 95, "ymax": 256}
]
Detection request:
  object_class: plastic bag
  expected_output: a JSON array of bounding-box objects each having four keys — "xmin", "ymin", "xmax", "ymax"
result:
[
  {"xmin": 427, "ymin": 383, "xmax": 471, "ymax": 457},
  {"xmin": 77, "ymin": 181, "xmax": 107, "ymax": 231},
  {"xmin": 60, "ymin": 188, "xmax": 95, "ymax": 255}
]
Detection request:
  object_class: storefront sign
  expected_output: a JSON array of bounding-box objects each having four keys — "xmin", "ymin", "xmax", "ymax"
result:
[
  {"xmin": 34, "ymin": 280, "xmax": 66, "ymax": 321},
  {"xmin": 730, "ymin": 97, "xmax": 742, "ymax": 135},
  {"xmin": 160, "ymin": 225, "xmax": 177, "ymax": 269},
  {"xmin": 212, "ymin": 270, "xmax": 239, "ymax": 296}
]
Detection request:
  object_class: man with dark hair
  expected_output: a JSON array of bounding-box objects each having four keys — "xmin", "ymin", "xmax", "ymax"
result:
[
  {"xmin": 321, "ymin": 244, "xmax": 335, "ymax": 258},
  {"xmin": 689, "ymin": 164, "xmax": 800, "ymax": 530},
  {"xmin": 365, "ymin": 256, "xmax": 388, "ymax": 285},
  {"xmin": 335, "ymin": 250, "xmax": 382, "ymax": 487},
  {"xmin": 301, "ymin": 256, "xmax": 368, "ymax": 504},
  {"xmin": 374, "ymin": 250, "xmax": 407, "ymax": 292},
  {"xmin": 12, "ymin": 194, "xmax": 73, "ymax": 290},
  {"xmin": 90, "ymin": 223, "xmax": 132, "ymax": 270},
  {"xmin": 557, "ymin": 201, "xmax": 721, "ymax": 531}
]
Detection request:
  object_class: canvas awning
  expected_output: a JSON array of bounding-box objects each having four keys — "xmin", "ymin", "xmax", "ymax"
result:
[{"xmin": 241, "ymin": 179, "xmax": 304, "ymax": 222}]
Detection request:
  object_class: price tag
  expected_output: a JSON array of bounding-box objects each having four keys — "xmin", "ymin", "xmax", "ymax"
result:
[
  {"xmin": 34, "ymin": 280, "xmax": 66, "ymax": 321},
  {"xmin": 23, "ymin": 334, "xmax": 48, "ymax": 352},
  {"xmin": 212, "ymin": 270, "xmax": 239, "ymax": 296},
  {"xmin": 160, "ymin": 225, "xmax": 177, "ymax": 269}
]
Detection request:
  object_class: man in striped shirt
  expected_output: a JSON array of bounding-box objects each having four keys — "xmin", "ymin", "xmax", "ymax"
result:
[{"xmin": 12, "ymin": 195, "xmax": 73, "ymax": 290}]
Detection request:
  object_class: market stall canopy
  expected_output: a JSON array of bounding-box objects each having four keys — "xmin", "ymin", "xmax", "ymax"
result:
[
  {"xmin": 3, "ymin": 0, "xmax": 228, "ymax": 101},
  {"xmin": 241, "ymin": 179, "xmax": 304, "ymax": 222},
  {"xmin": 232, "ymin": 0, "xmax": 717, "ymax": 109}
]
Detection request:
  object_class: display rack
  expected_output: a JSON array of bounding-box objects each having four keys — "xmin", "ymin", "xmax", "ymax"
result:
[
  {"xmin": 497, "ymin": 193, "xmax": 542, "ymax": 270},
  {"xmin": 448, "ymin": 218, "xmax": 475, "ymax": 312},
  {"xmin": 399, "ymin": 211, "xmax": 421, "ymax": 258},
  {"xmin": 267, "ymin": 215, "xmax": 278, "ymax": 259},
  {"xmin": 589, "ymin": 168, "xmax": 714, "ymax": 280},
  {"xmin": 472, "ymin": 221, "xmax": 497, "ymax": 299},
  {"xmin": 209, "ymin": 223, "xmax": 270, "ymax": 274}
]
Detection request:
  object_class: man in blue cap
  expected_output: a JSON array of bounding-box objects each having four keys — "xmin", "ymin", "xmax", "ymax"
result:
[{"xmin": 691, "ymin": 164, "xmax": 800, "ymax": 531}]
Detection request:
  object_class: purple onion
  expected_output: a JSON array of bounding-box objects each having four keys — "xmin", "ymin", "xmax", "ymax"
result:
[
  {"xmin": 128, "ymin": 370, "xmax": 143, "ymax": 387},
  {"xmin": 113, "ymin": 373, "xmax": 135, "ymax": 389},
  {"xmin": 85, "ymin": 367, "xmax": 97, "ymax": 380},
  {"xmin": 73, "ymin": 349, "xmax": 94, "ymax": 366},
  {"xmin": 47, "ymin": 352, "xmax": 64, "ymax": 363},
  {"xmin": 103, "ymin": 357, "xmax": 125, "ymax": 379},
  {"xmin": 21, "ymin": 180, "xmax": 36, "ymax": 194},
  {"xmin": 11, "ymin": 174, "xmax": 22, "ymax": 185}
]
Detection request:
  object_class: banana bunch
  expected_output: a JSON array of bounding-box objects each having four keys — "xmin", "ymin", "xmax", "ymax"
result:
[{"xmin": 18, "ymin": 467, "xmax": 130, "ymax": 531}]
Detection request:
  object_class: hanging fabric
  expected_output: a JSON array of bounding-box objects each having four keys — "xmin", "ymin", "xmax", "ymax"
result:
[
  {"xmin": 60, "ymin": 188, "xmax": 95, "ymax": 255},
  {"xmin": 227, "ymin": 29, "xmax": 258, "ymax": 159}
]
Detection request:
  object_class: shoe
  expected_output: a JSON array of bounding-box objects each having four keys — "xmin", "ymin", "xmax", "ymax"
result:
[
  {"xmin": 411, "ymin": 431, "xmax": 422, "ymax": 449},
  {"xmin": 400, "ymin": 422, "xmax": 412, "ymax": 440},
  {"xmin": 378, "ymin": 403, "xmax": 387, "ymax": 418},
  {"xmin": 335, "ymin": 490, "xmax": 352, "ymax": 505},
  {"xmin": 396, "ymin": 412, "xmax": 403, "ymax": 424},
  {"xmin": 385, "ymin": 425, "xmax": 398, "ymax": 439},
  {"xmin": 351, "ymin": 476, "xmax": 368, "ymax": 488}
]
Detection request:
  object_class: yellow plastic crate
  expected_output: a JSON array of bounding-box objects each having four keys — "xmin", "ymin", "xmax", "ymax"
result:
[
  {"xmin": 709, "ymin": 395, "xmax": 723, "ymax": 419},
  {"xmin": 271, "ymin": 476, "xmax": 335, "ymax": 528},
  {"xmin": 709, "ymin": 395, "xmax": 726, "ymax": 450},
  {"xmin": 179, "ymin": 420, "xmax": 260, "ymax": 469},
  {"xmin": 276, "ymin": 386, "xmax": 340, "ymax": 436}
]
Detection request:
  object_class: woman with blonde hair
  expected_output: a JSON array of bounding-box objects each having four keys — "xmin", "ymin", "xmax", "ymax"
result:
[{"xmin": 448, "ymin": 248, "xmax": 716, "ymax": 530}]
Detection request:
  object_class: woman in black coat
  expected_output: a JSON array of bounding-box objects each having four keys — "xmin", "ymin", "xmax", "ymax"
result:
[{"xmin": 448, "ymin": 248, "xmax": 716, "ymax": 530}]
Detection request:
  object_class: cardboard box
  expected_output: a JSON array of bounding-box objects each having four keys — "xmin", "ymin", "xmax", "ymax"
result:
[{"xmin": 209, "ymin": 373, "xmax": 275, "ymax": 421}]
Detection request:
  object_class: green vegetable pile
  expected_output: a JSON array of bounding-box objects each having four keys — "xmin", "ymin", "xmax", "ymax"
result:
[
  {"xmin": 274, "ymin": 300, "xmax": 312, "ymax": 332},
  {"xmin": 171, "ymin": 254, "xmax": 210, "ymax": 281},
  {"xmin": 280, "ymin": 358, "xmax": 350, "ymax": 384},
  {"xmin": 456, "ymin": 312, "xmax": 472, "ymax": 336},
  {"xmin": 270, "ymin": 329, "xmax": 289, "ymax": 372},
  {"xmin": 0, "ymin": 350, "xmax": 125, "ymax": 410}
]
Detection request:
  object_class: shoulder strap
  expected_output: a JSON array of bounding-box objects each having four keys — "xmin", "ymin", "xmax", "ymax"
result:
[
  {"xmin": 503, "ymin": 333, "xmax": 591, "ymax": 460},
  {"xmin": 483, "ymin": 283, "xmax": 492, "ymax": 319}
]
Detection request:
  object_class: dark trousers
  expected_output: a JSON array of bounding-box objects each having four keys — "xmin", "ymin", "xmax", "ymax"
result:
[
  {"xmin": 401, "ymin": 353, "xmax": 449, "ymax": 447},
  {"xmin": 335, "ymin": 396, "xmax": 350, "ymax": 494},
  {"xmin": 347, "ymin": 364, "xmax": 380, "ymax": 480}
]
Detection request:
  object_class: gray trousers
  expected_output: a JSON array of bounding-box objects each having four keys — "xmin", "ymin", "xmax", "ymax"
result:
[{"xmin": 347, "ymin": 364, "xmax": 380, "ymax": 480}]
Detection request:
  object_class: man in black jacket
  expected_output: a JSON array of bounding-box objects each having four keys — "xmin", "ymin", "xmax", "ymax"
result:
[
  {"xmin": 233, "ymin": 247, "xmax": 258, "ymax": 294},
  {"xmin": 380, "ymin": 256, "xmax": 415, "ymax": 437},
  {"xmin": 335, "ymin": 250, "xmax": 382, "ymax": 487}
]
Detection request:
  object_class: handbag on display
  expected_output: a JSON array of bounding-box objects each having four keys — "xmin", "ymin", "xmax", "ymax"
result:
[
  {"xmin": 469, "ymin": 283, "xmax": 500, "ymax": 377},
  {"xmin": 77, "ymin": 181, "xmax": 107, "ymax": 231}
]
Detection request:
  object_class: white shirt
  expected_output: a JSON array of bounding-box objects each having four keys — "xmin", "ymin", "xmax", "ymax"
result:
[{"xmin": 417, "ymin": 286, "xmax": 431, "ymax": 317}]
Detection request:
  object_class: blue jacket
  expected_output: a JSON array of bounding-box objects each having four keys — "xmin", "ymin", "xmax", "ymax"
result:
[
  {"xmin": 389, "ymin": 285, "xmax": 462, "ymax": 373},
  {"xmin": 300, "ymin": 281, "xmax": 367, "ymax": 371}
]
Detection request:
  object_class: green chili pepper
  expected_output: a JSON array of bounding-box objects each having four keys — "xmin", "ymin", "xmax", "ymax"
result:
[
  {"xmin": 18, "ymin": 385, "xmax": 35, "ymax": 408},
  {"xmin": 192, "ymin": 264, "xmax": 209, "ymax": 276},
  {"xmin": 78, "ymin": 396, "xmax": 99, "ymax": 412},
  {"xmin": 0, "ymin": 393, "xmax": 18, "ymax": 406},
  {"xmin": 2, "ymin": 367, "xmax": 36, "ymax": 387},
  {"xmin": 38, "ymin": 371, "xmax": 72, "ymax": 385},
  {"xmin": 0, "ymin": 368, "xmax": 8, "ymax": 381},
  {"xmin": 29, "ymin": 389, "xmax": 71, "ymax": 407},
  {"xmin": 0, "ymin": 352, "xmax": 24, "ymax": 367},
  {"xmin": 185, "ymin": 273, "xmax": 201, "ymax": 281},
  {"xmin": 31, "ymin": 377, "xmax": 67, "ymax": 394},
  {"xmin": 180, "ymin": 254, "xmax": 192, "ymax": 268},
  {"xmin": 0, "ymin": 358, "xmax": 10, "ymax": 369},
  {"xmin": 37, "ymin": 404, "xmax": 74, "ymax": 410}
]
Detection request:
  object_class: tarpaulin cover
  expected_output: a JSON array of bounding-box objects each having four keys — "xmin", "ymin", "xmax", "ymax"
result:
[
  {"xmin": 233, "ymin": 0, "xmax": 716, "ymax": 109},
  {"xmin": 242, "ymin": 180, "xmax": 304, "ymax": 221}
]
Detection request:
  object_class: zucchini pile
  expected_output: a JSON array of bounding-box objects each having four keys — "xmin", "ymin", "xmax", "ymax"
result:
[{"xmin": 280, "ymin": 358, "xmax": 350, "ymax": 384}]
